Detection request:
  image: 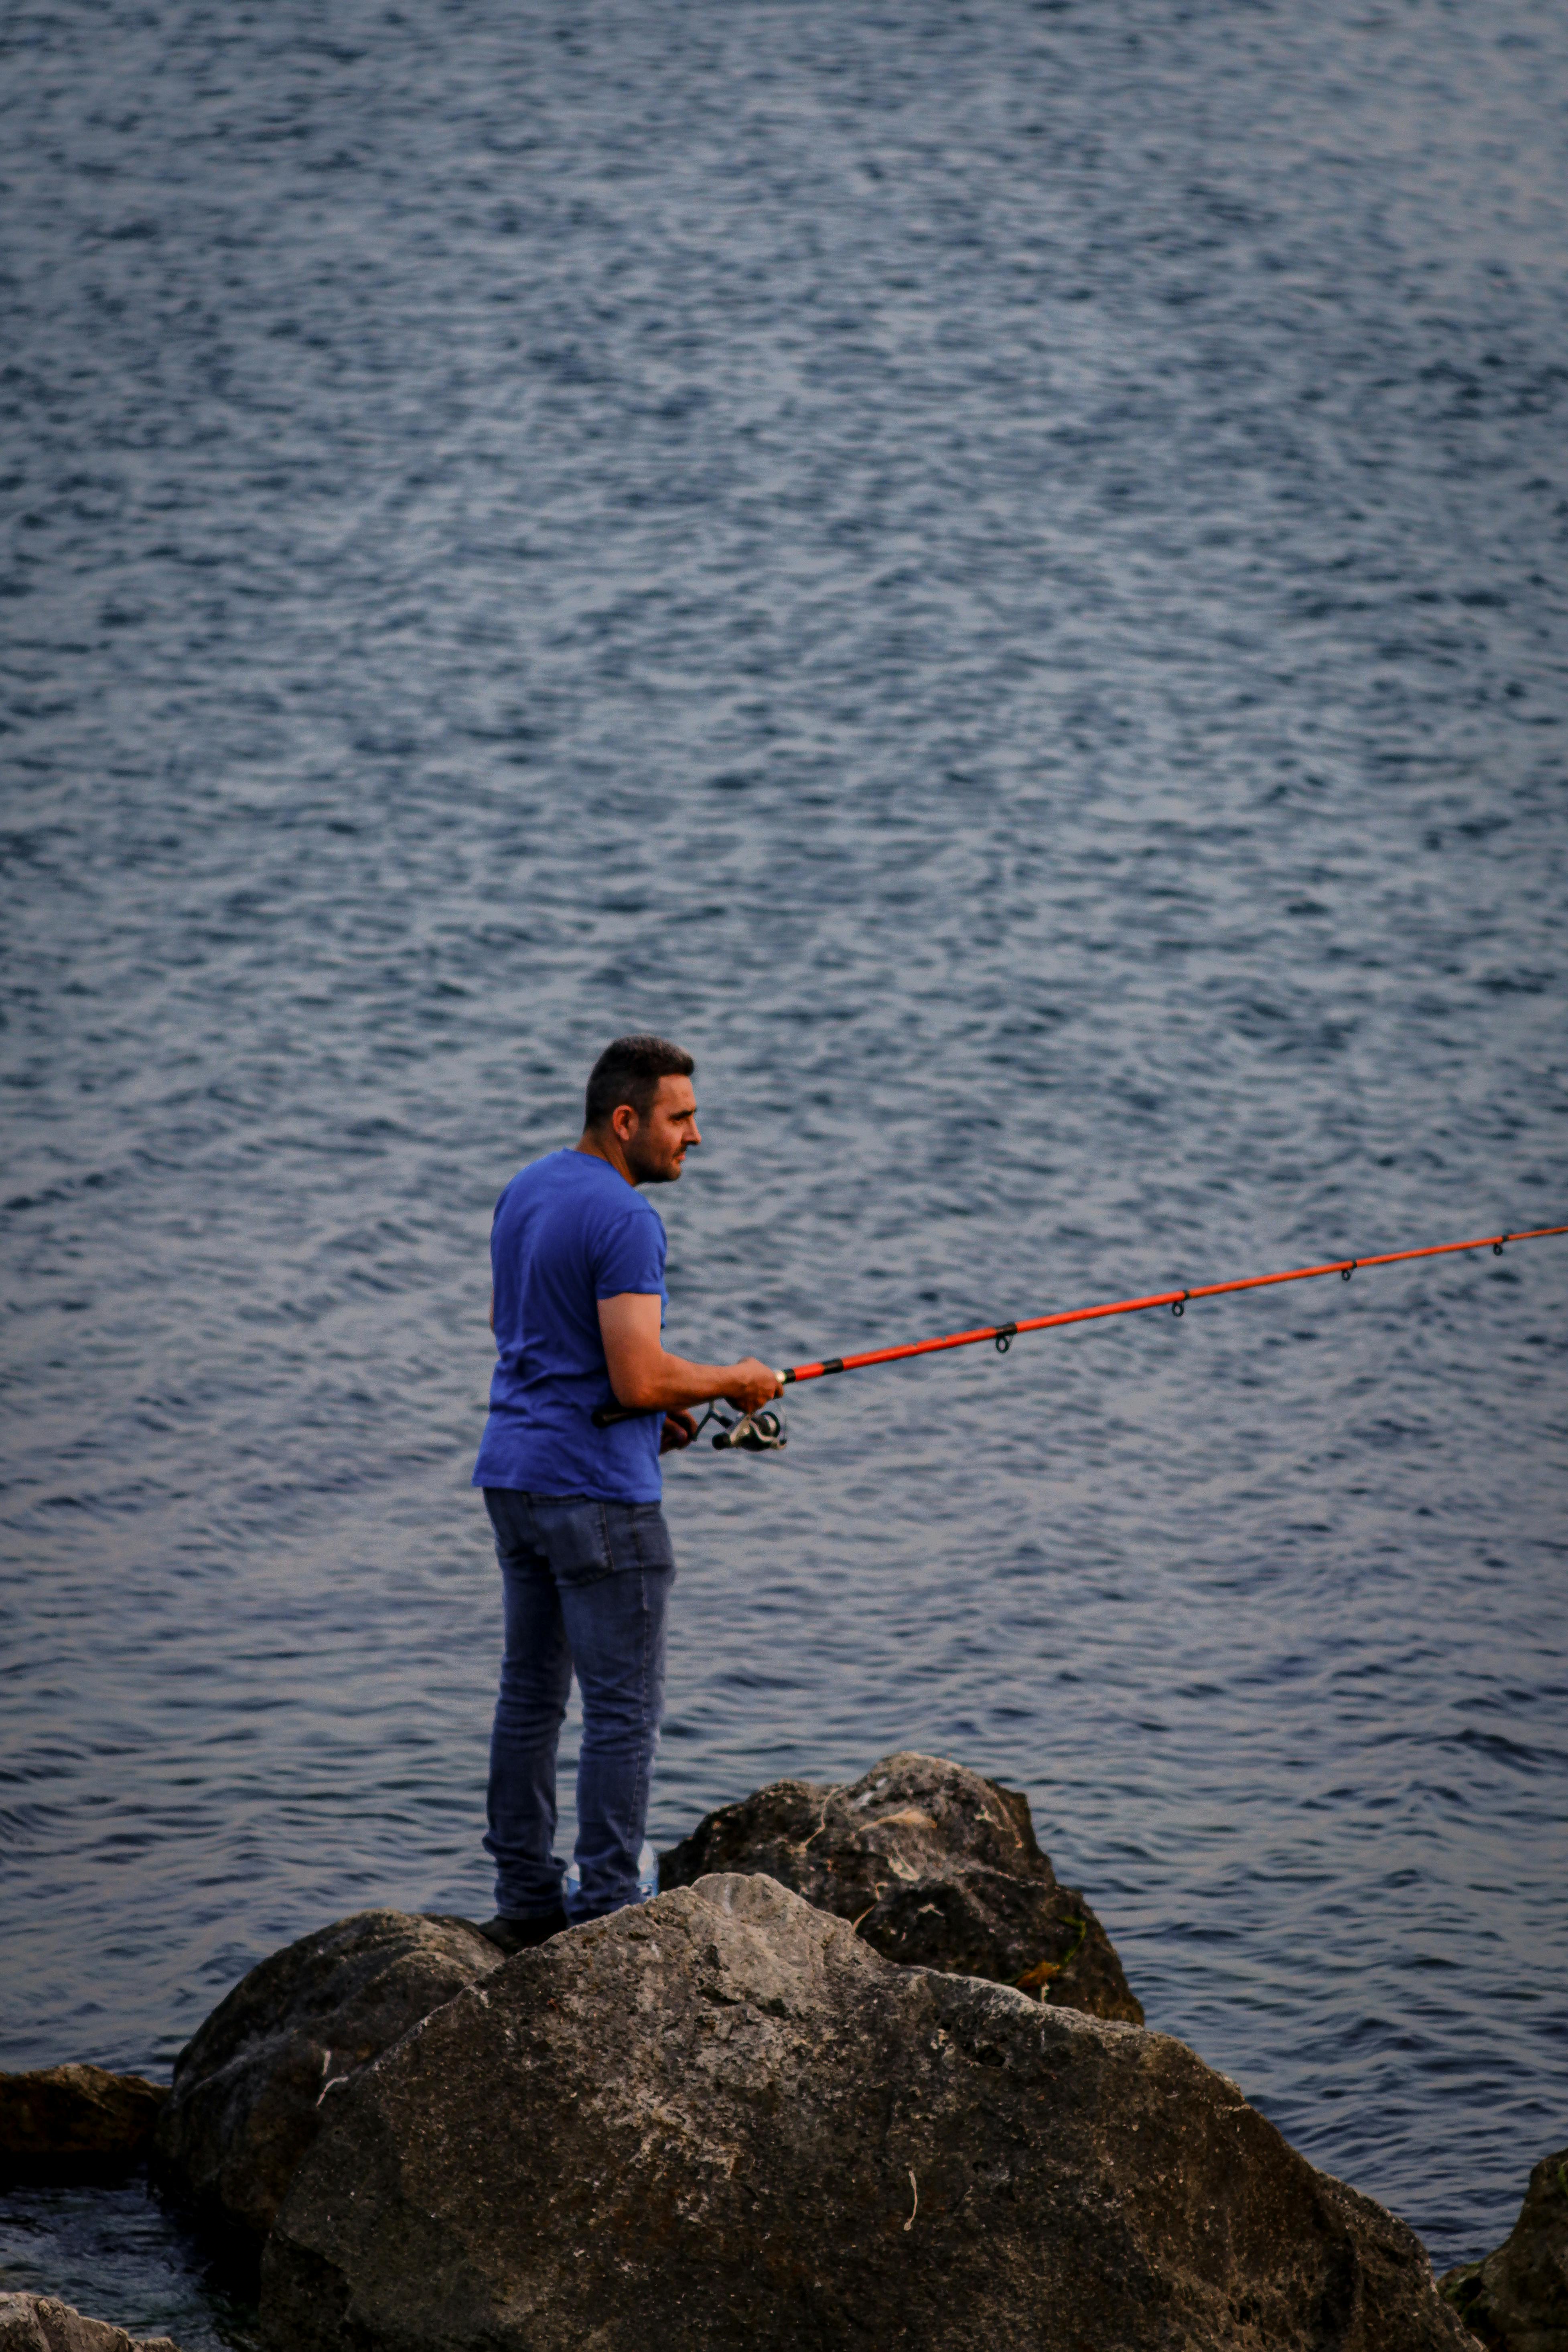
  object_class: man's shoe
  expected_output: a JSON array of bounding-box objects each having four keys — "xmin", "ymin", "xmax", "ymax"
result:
[{"xmin": 478, "ymin": 1908, "xmax": 569, "ymax": 1955}]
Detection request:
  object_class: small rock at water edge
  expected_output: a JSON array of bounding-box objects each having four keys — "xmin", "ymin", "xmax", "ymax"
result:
[
  {"xmin": 0, "ymin": 2291, "xmax": 183, "ymax": 2352},
  {"xmin": 0, "ymin": 2067, "xmax": 166, "ymax": 2188},
  {"xmin": 1439, "ymin": 2144, "xmax": 1568, "ymax": 2352}
]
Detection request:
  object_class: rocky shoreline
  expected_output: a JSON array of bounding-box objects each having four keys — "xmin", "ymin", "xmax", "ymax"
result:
[{"xmin": 3, "ymin": 1755, "xmax": 1562, "ymax": 2350}]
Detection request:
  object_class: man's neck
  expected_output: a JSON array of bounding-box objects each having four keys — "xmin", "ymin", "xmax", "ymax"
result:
[{"xmin": 575, "ymin": 1129, "xmax": 637, "ymax": 1186}]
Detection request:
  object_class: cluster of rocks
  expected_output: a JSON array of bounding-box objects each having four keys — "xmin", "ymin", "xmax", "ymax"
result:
[
  {"xmin": 4, "ymin": 1754, "xmax": 1561, "ymax": 2350},
  {"xmin": 260, "ymin": 1869, "xmax": 1473, "ymax": 2352}
]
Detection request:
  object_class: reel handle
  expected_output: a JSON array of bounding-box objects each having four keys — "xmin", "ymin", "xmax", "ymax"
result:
[{"xmin": 711, "ymin": 1407, "xmax": 787, "ymax": 1453}]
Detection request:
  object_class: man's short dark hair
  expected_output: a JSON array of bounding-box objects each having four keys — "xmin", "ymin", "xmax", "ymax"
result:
[{"xmin": 584, "ymin": 1035, "xmax": 695, "ymax": 1130}]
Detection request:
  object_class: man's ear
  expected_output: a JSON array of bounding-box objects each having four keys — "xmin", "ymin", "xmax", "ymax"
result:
[{"xmin": 610, "ymin": 1102, "xmax": 639, "ymax": 1144}]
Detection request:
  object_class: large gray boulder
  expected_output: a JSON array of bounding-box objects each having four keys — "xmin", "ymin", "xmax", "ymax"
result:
[
  {"xmin": 0, "ymin": 2065, "xmax": 166, "ymax": 2186},
  {"xmin": 0, "ymin": 2295, "xmax": 181, "ymax": 2352},
  {"xmin": 1440, "ymin": 2145, "xmax": 1568, "ymax": 2351},
  {"xmin": 659, "ymin": 1750, "xmax": 1144, "ymax": 2023},
  {"xmin": 151, "ymin": 1910, "xmax": 499, "ymax": 2263},
  {"xmin": 260, "ymin": 1873, "xmax": 1467, "ymax": 2352}
]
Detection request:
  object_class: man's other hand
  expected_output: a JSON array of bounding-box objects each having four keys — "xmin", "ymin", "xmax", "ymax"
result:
[
  {"xmin": 722, "ymin": 1359, "xmax": 785, "ymax": 1412},
  {"xmin": 660, "ymin": 1409, "xmax": 699, "ymax": 1453}
]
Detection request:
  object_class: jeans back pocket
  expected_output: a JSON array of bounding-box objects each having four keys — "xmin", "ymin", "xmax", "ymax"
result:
[{"xmin": 533, "ymin": 1496, "xmax": 617, "ymax": 1588}]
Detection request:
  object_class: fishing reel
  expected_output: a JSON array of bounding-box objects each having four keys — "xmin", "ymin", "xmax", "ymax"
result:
[
  {"xmin": 706, "ymin": 1404, "xmax": 787, "ymax": 1453},
  {"xmin": 593, "ymin": 1398, "xmax": 788, "ymax": 1451}
]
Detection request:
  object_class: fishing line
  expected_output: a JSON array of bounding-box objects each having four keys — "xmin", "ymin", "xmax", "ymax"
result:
[{"xmin": 592, "ymin": 1220, "xmax": 1566, "ymax": 1446}]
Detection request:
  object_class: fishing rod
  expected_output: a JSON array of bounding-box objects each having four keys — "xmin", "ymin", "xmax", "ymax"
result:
[{"xmin": 592, "ymin": 1221, "xmax": 1567, "ymax": 1450}]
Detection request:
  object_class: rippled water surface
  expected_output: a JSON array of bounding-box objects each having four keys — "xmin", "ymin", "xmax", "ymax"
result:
[{"xmin": 4, "ymin": 1, "xmax": 1567, "ymax": 2340}]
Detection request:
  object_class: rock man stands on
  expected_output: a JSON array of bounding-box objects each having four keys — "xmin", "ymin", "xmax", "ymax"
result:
[{"xmin": 471, "ymin": 1035, "xmax": 781, "ymax": 1951}]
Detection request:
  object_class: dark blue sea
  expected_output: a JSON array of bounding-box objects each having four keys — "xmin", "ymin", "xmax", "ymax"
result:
[{"xmin": 3, "ymin": 2, "xmax": 1566, "ymax": 2340}]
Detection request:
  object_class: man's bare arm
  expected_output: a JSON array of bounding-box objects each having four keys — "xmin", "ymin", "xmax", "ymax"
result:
[{"xmin": 597, "ymin": 1293, "xmax": 781, "ymax": 1416}]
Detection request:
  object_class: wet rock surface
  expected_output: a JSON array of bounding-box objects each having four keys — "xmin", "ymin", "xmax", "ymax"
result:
[
  {"xmin": 0, "ymin": 2066, "xmax": 167, "ymax": 2187},
  {"xmin": 150, "ymin": 1909, "xmax": 499, "ymax": 2263},
  {"xmin": 659, "ymin": 1750, "xmax": 1144, "ymax": 2023},
  {"xmin": 1440, "ymin": 2145, "xmax": 1568, "ymax": 2352},
  {"xmin": 260, "ymin": 1872, "xmax": 1467, "ymax": 2352},
  {"xmin": 0, "ymin": 2294, "xmax": 182, "ymax": 2352}
]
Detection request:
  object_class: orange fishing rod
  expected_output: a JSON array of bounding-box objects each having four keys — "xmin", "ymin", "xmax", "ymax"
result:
[
  {"xmin": 781, "ymin": 1222, "xmax": 1567, "ymax": 1387},
  {"xmin": 594, "ymin": 1221, "xmax": 1568, "ymax": 1444}
]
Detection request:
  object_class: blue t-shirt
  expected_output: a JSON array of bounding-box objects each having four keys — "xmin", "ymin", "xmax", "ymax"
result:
[{"xmin": 473, "ymin": 1149, "xmax": 668, "ymax": 1503}]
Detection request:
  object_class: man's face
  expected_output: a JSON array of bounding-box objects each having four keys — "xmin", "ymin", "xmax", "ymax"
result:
[{"xmin": 623, "ymin": 1074, "xmax": 701, "ymax": 1184}]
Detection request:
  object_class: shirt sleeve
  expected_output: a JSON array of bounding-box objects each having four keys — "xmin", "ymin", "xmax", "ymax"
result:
[{"xmin": 592, "ymin": 1203, "xmax": 667, "ymax": 1300}]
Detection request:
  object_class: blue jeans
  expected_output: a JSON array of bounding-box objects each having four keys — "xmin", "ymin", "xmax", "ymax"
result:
[{"xmin": 483, "ymin": 1488, "xmax": 674, "ymax": 1923}]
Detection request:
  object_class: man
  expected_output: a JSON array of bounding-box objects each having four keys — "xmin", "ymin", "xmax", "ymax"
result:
[{"xmin": 472, "ymin": 1035, "xmax": 781, "ymax": 1952}]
